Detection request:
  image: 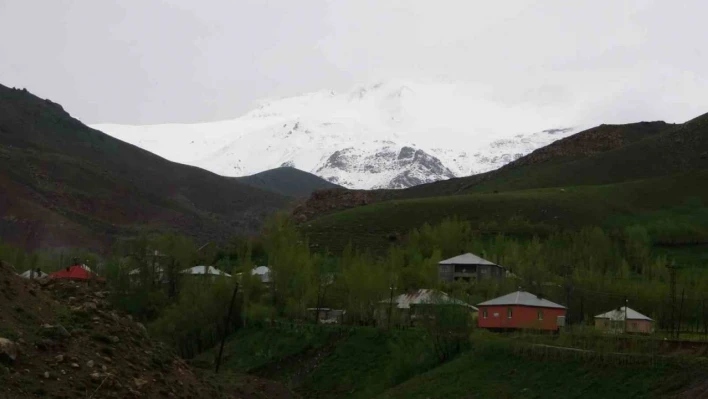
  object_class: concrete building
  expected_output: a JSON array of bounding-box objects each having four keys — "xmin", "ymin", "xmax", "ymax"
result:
[
  {"xmin": 439, "ymin": 253, "xmax": 504, "ymax": 282},
  {"xmin": 594, "ymin": 307, "xmax": 654, "ymax": 334},
  {"xmin": 477, "ymin": 291, "xmax": 566, "ymax": 331}
]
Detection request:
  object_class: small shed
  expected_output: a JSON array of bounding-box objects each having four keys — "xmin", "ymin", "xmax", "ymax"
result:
[
  {"xmin": 439, "ymin": 253, "xmax": 504, "ymax": 282},
  {"xmin": 594, "ymin": 307, "xmax": 654, "ymax": 334},
  {"xmin": 477, "ymin": 291, "xmax": 566, "ymax": 331}
]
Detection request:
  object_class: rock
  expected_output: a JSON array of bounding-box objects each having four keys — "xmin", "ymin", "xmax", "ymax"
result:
[
  {"xmin": 86, "ymin": 360, "xmax": 95, "ymax": 368},
  {"xmin": 134, "ymin": 377, "xmax": 149, "ymax": 389},
  {"xmin": 40, "ymin": 324, "xmax": 70, "ymax": 339},
  {"xmin": 102, "ymin": 365, "xmax": 108, "ymax": 372},
  {"xmin": 60, "ymin": 369, "xmax": 66, "ymax": 375},
  {"xmin": 35, "ymin": 338, "xmax": 55, "ymax": 351},
  {"xmin": 55, "ymin": 354, "xmax": 65, "ymax": 363},
  {"xmin": 0, "ymin": 337, "xmax": 18, "ymax": 364},
  {"xmin": 109, "ymin": 335, "xmax": 120, "ymax": 343},
  {"xmin": 83, "ymin": 302, "xmax": 98, "ymax": 311},
  {"xmin": 43, "ymin": 371, "xmax": 50, "ymax": 379},
  {"xmin": 71, "ymin": 363, "xmax": 80, "ymax": 369},
  {"xmin": 135, "ymin": 323, "xmax": 148, "ymax": 336}
]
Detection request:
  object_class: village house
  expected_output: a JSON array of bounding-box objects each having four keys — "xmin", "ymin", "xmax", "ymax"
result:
[
  {"xmin": 180, "ymin": 265, "xmax": 231, "ymax": 280},
  {"xmin": 49, "ymin": 264, "xmax": 103, "ymax": 282},
  {"xmin": 438, "ymin": 253, "xmax": 505, "ymax": 282},
  {"xmin": 251, "ymin": 265, "xmax": 271, "ymax": 284},
  {"xmin": 477, "ymin": 291, "xmax": 566, "ymax": 331},
  {"xmin": 594, "ymin": 306, "xmax": 654, "ymax": 334},
  {"xmin": 380, "ymin": 289, "xmax": 477, "ymax": 326},
  {"xmin": 18, "ymin": 268, "xmax": 48, "ymax": 279}
]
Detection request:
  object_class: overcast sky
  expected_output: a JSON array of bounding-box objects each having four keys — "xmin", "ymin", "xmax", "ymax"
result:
[{"xmin": 1, "ymin": 0, "xmax": 707, "ymax": 125}]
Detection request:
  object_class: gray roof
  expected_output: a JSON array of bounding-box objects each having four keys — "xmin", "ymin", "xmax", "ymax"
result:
[
  {"xmin": 382, "ymin": 289, "xmax": 478, "ymax": 311},
  {"xmin": 181, "ymin": 265, "xmax": 231, "ymax": 277},
  {"xmin": 439, "ymin": 253, "xmax": 496, "ymax": 266},
  {"xmin": 18, "ymin": 269, "xmax": 48, "ymax": 279},
  {"xmin": 594, "ymin": 306, "xmax": 652, "ymax": 321},
  {"xmin": 477, "ymin": 291, "xmax": 566, "ymax": 309}
]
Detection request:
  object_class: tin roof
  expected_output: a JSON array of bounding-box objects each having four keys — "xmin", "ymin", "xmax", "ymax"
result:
[
  {"xmin": 477, "ymin": 291, "xmax": 566, "ymax": 309},
  {"xmin": 18, "ymin": 269, "xmax": 48, "ymax": 279},
  {"xmin": 180, "ymin": 265, "xmax": 231, "ymax": 277},
  {"xmin": 439, "ymin": 253, "xmax": 496, "ymax": 266},
  {"xmin": 384, "ymin": 289, "xmax": 477, "ymax": 311},
  {"xmin": 251, "ymin": 266, "xmax": 271, "ymax": 282},
  {"xmin": 594, "ymin": 306, "xmax": 652, "ymax": 321}
]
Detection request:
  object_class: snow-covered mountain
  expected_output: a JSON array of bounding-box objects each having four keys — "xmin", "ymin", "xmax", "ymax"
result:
[{"xmin": 93, "ymin": 81, "xmax": 581, "ymax": 189}]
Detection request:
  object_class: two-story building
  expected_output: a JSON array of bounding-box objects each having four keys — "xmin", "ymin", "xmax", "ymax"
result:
[{"xmin": 438, "ymin": 253, "xmax": 505, "ymax": 282}]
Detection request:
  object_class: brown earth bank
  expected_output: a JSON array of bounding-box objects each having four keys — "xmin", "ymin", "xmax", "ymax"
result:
[{"xmin": 0, "ymin": 260, "xmax": 295, "ymax": 399}]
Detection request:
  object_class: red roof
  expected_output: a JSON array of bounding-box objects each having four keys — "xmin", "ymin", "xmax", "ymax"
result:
[{"xmin": 50, "ymin": 265, "xmax": 101, "ymax": 281}]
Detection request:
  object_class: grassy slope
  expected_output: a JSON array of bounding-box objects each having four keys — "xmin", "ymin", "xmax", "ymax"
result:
[
  {"xmin": 303, "ymin": 171, "xmax": 708, "ymax": 255},
  {"xmin": 378, "ymin": 343, "xmax": 699, "ymax": 399},
  {"xmin": 196, "ymin": 326, "xmax": 436, "ymax": 399},
  {"xmin": 236, "ymin": 167, "xmax": 341, "ymax": 198},
  {"xmin": 197, "ymin": 326, "xmax": 704, "ymax": 399},
  {"xmin": 402, "ymin": 113, "xmax": 707, "ymax": 198}
]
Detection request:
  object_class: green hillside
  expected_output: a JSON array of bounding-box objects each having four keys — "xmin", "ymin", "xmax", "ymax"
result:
[
  {"xmin": 378, "ymin": 340, "xmax": 701, "ymax": 399},
  {"xmin": 303, "ymin": 171, "xmax": 708, "ymax": 255},
  {"xmin": 236, "ymin": 167, "xmax": 340, "ymax": 197}
]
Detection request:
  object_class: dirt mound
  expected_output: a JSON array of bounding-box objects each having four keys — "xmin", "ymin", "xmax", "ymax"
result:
[
  {"xmin": 293, "ymin": 188, "xmax": 393, "ymax": 223},
  {"xmin": 0, "ymin": 261, "xmax": 294, "ymax": 399}
]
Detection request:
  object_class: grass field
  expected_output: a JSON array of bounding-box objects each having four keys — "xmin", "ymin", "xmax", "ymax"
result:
[
  {"xmin": 196, "ymin": 325, "xmax": 706, "ymax": 399},
  {"xmin": 302, "ymin": 172, "xmax": 708, "ymax": 257},
  {"xmin": 377, "ymin": 339, "xmax": 702, "ymax": 399}
]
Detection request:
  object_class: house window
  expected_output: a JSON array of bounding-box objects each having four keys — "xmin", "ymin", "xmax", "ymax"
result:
[
  {"xmin": 483, "ymin": 309, "xmax": 488, "ymax": 319},
  {"xmin": 538, "ymin": 310, "xmax": 543, "ymax": 320},
  {"xmin": 631, "ymin": 322, "xmax": 637, "ymax": 330},
  {"xmin": 507, "ymin": 307, "xmax": 513, "ymax": 319}
]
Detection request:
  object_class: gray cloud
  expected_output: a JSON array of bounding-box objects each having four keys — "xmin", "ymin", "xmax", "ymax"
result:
[{"xmin": 1, "ymin": 0, "xmax": 706, "ymax": 125}]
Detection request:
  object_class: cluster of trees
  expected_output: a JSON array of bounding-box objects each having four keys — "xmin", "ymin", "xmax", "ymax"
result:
[{"xmin": 4, "ymin": 211, "xmax": 708, "ymax": 359}]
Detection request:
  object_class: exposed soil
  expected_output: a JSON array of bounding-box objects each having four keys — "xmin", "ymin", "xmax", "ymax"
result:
[{"xmin": 0, "ymin": 261, "xmax": 295, "ymax": 399}]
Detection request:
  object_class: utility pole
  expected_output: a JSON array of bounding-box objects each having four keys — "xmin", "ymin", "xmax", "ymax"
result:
[
  {"xmin": 387, "ymin": 284, "xmax": 395, "ymax": 330},
  {"xmin": 703, "ymin": 299, "xmax": 707, "ymax": 339},
  {"xmin": 668, "ymin": 263, "xmax": 678, "ymax": 338},
  {"xmin": 678, "ymin": 288, "xmax": 686, "ymax": 340},
  {"xmin": 215, "ymin": 282, "xmax": 239, "ymax": 374},
  {"xmin": 564, "ymin": 264, "xmax": 572, "ymax": 326},
  {"xmin": 624, "ymin": 297, "xmax": 628, "ymax": 334}
]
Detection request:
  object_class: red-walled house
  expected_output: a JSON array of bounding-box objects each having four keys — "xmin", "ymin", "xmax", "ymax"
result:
[{"xmin": 477, "ymin": 291, "xmax": 566, "ymax": 331}]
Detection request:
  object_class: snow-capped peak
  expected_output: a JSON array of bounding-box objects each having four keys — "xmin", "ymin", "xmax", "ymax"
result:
[{"xmin": 92, "ymin": 80, "xmax": 581, "ymax": 189}]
